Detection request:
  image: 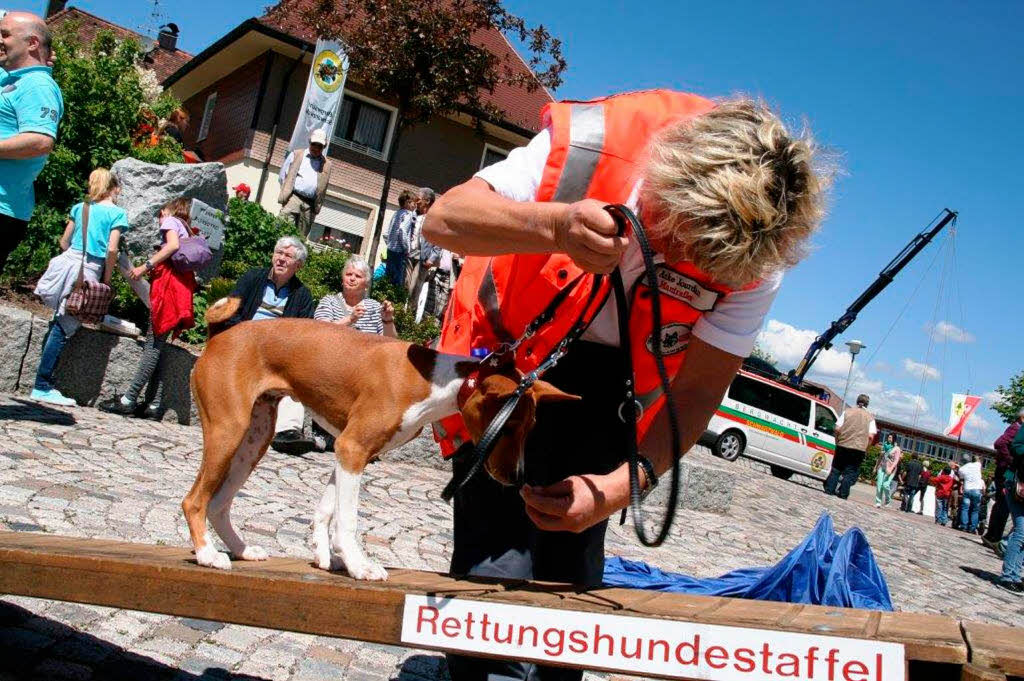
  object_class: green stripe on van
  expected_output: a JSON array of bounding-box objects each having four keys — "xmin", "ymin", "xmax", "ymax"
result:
[{"xmin": 718, "ymin": 405, "xmax": 801, "ymax": 442}]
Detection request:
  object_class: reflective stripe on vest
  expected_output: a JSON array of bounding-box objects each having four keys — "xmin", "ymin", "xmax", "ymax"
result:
[
  {"xmin": 551, "ymin": 103, "xmax": 605, "ymax": 202},
  {"xmin": 435, "ymin": 90, "xmax": 739, "ymax": 457}
]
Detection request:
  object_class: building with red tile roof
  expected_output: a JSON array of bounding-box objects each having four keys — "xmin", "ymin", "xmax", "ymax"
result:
[{"xmin": 45, "ymin": 6, "xmax": 192, "ymax": 83}]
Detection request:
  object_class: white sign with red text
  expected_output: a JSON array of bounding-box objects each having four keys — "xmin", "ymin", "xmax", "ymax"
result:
[{"xmin": 401, "ymin": 596, "xmax": 904, "ymax": 681}]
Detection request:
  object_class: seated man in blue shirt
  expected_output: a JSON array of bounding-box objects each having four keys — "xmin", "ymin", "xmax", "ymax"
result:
[
  {"xmin": 224, "ymin": 236, "xmax": 317, "ymax": 454},
  {"xmin": 0, "ymin": 11, "xmax": 63, "ymax": 272}
]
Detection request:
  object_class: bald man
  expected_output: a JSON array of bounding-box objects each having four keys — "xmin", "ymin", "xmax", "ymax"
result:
[{"xmin": 0, "ymin": 10, "xmax": 63, "ymax": 273}]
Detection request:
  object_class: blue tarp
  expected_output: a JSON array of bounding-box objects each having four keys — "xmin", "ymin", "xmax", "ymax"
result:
[{"xmin": 603, "ymin": 512, "xmax": 893, "ymax": 610}]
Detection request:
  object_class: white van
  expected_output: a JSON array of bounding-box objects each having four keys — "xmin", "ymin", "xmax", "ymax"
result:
[{"xmin": 699, "ymin": 370, "xmax": 838, "ymax": 480}]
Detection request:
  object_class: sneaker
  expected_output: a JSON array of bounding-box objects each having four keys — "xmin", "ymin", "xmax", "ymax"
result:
[
  {"xmin": 30, "ymin": 388, "xmax": 76, "ymax": 407},
  {"xmin": 98, "ymin": 396, "xmax": 137, "ymax": 415},
  {"xmin": 996, "ymin": 580, "xmax": 1024, "ymax": 595},
  {"xmin": 875, "ymin": 503, "xmax": 881, "ymax": 508},
  {"xmin": 272, "ymin": 429, "xmax": 315, "ymax": 456}
]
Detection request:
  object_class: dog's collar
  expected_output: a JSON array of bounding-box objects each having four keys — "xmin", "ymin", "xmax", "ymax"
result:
[{"xmin": 457, "ymin": 371, "xmax": 480, "ymax": 411}]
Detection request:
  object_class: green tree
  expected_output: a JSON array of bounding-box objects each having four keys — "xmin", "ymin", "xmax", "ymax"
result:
[
  {"xmin": 991, "ymin": 370, "xmax": 1024, "ymax": 424},
  {"xmin": 749, "ymin": 342, "xmax": 777, "ymax": 368},
  {"xmin": 2, "ymin": 23, "xmax": 182, "ymax": 282},
  {"xmin": 267, "ymin": 0, "xmax": 567, "ymax": 266}
]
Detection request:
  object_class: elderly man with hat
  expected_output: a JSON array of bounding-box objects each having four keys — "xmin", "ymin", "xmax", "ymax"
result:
[
  {"xmin": 825, "ymin": 393, "xmax": 877, "ymax": 500},
  {"xmin": 278, "ymin": 129, "xmax": 334, "ymax": 237}
]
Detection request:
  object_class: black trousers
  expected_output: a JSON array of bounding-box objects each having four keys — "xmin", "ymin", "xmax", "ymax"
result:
[
  {"xmin": 446, "ymin": 342, "xmax": 628, "ymax": 681},
  {"xmin": 985, "ymin": 469, "xmax": 1009, "ymax": 542},
  {"xmin": 0, "ymin": 213, "xmax": 28, "ymax": 275},
  {"xmin": 823, "ymin": 446, "xmax": 864, "ymax": 499},
  {"xmin": 902, "ymin": 486, "xmax": 921, "ymax": 512}
]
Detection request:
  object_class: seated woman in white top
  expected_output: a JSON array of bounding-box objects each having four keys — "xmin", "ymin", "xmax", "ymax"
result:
[{"xmin": 314, "ymin": 256, "xmax": 397, "ymax": 337}]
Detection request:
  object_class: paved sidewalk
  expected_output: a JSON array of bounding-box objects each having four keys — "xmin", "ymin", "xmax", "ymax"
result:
[{"xmin": 0, "ymin": 394, "xmax": 1016, "ymax": 680}]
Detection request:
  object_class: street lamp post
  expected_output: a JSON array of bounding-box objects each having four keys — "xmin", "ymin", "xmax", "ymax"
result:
[{"xmin": 841, "ymin": 340, "xmax": 867, "ymax": 408}]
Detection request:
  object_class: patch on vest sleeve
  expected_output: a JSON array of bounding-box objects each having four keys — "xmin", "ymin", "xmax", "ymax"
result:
[
  {"xmin": 655, "ymin": 267, "xmax": 721, "ymax": 311},
  {"xmin": 646, "ymin": 323, "xmax": 692, "ymax": 356}
]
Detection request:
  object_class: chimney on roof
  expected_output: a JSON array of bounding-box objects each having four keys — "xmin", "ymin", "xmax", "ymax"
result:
[
  {"xmin": 157, "ymin": 23, "xmax": 179, "ymax": 51},
  {"xmin": 45, "ymin": 0, "xmax": 67, "ymax": 18}
]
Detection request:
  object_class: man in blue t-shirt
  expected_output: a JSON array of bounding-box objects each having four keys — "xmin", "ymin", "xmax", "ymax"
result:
[{"xmin": 0, "ymin": 11, "xmax": 64, "ymax": 272}]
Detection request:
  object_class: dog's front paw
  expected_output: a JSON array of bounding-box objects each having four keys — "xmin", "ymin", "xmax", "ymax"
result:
[
  {"xmin": 347, "ymin": 559, "xmax": 388, "ymax": 581},
  {"xmin": 314, "ymin": 549, "xmax": 334, "ymax": 571},
  {"xmin": 196, "ymin": 545, "xmax": 232, "ymax": 570},
  {"xmin": 239, "ymin": 545, "xmax": 268, "ymax": 561}
]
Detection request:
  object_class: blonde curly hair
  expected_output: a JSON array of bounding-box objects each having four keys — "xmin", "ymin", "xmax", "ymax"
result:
[{"xmin": 639, "ymin": 98, "xmax": 828, "ymax": 287}]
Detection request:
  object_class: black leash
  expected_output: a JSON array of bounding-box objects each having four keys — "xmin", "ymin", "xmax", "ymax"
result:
[
  {"xmin": 443, "ymin": 204, "xmax": 685, "ymax": 550},
  {"xmin": 606, "ymin": 203, "xmax": 683, "ymax": 548},
  {"xmin": 441, "ymin": 273, "xmax": 605, "ymax": 502}
]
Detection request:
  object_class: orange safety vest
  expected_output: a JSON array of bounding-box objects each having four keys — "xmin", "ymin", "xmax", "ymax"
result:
[{"xmin": 434, "ymin": 89, "xmax": 742, "ymax": 457}]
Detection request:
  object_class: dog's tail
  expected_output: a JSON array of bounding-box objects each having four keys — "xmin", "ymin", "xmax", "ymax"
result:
[{"xmin": 205, "ymin": 296, "xmax": 241, "ymax": 338}]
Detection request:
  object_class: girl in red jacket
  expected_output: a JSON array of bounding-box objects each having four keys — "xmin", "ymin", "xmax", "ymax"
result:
[{"xmin": 932, "ymin": 468, "xmax": 956, "ymax": 526}]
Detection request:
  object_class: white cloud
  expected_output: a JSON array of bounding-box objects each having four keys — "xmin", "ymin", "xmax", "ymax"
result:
[
  {"xmin": 927, "ymin": 321, "xmax": 975, "ymax": 344},
  {"xmin": 871, "ymin": 389, "xmax": 932, "ymax": 424},
  {"xmin": 757, "ymin": 319, "xmax": 857, "ymax": 378},
  {"xmin": 902, "ymin": 358, "xmax": 941, "ymax": 381},
  {"xmin": 963, "ymin": 411, "xmax": 995, "ymax": 438},
  {"xmin": 982, "ymin": 390, "xmax": 1002, "ymax": 404}
]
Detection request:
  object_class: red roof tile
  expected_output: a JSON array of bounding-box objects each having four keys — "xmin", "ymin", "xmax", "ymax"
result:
[
  {"xmin": 46, "ymin": 7, "xmax": 192, "ymax": 83},
  {"xmin": 256, "ymin": 4, "xmax": 553, "ymax": 134}
]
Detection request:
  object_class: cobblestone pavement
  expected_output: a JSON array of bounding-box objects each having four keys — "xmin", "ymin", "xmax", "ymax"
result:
[{"xmin": 0, "ymin": 393, "xmax": 1019, "ymax": 679}]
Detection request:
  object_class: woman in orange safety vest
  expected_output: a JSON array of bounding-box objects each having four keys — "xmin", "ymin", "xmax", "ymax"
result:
[{"xmin": 425, "ymin": 90, "xmax": 828, "ymax": 681}]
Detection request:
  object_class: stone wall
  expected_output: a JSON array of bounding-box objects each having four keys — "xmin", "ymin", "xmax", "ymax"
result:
[{"xmin": 0, "ymin": 304, "xmax": 199, "ymax": 424}]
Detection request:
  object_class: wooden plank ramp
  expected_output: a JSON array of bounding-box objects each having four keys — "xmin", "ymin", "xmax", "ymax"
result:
[{"xmin": 0, "ymin": 531, "xmax": 978, "ymax": 676}]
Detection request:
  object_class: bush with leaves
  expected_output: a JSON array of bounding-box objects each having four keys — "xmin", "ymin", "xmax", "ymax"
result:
[
  {"xmin": 368, "ymin": 271, "xmax": 440, "ymax": 344},
  {"xmin": 300, "ymin": 247, "xmax": 351, "ymax": 302},
  {"xmin": 1, "ymin": 24, "xmax": 182, "ymax": 283},
  {"xmin": 218, "ymin": 198, "xmax": 299, "ymax": 280}
]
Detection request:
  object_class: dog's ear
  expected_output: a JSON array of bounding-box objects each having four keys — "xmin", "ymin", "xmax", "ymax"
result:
[
  {"xmin": 530, "ymin": 379, "xmax": 580, "ymax": 403},
  {"xmin": 480, "ymin": 374, "xmax": 522, "ymax": 401}
]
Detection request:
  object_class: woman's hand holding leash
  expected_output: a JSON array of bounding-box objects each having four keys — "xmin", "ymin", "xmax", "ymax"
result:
[
  {"xmin": 555, "ymin": 199, "xmax": 629, "ymax": 274},
  {"xmin": 520, "ymin": 471, "xmax": 631, "ymax": 533}
]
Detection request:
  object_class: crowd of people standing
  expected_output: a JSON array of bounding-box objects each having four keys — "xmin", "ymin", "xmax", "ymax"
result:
[{"xmin": 383, "ymin": 186, "xmax": 459, "ymax": 322}]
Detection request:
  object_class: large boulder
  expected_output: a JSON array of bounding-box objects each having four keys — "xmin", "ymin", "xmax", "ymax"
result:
[
  {"xmin": 0, "ymin": 306, "xmax": 34, "ymax": 393},
  {"xmin": 111, "ymin": 158, "xmax": 228, "ymax": 258}
]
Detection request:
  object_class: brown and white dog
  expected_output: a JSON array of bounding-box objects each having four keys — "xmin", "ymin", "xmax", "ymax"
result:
[{"xmin": 182, "ymin": 297, "xmax": 576, "ymax": 580}]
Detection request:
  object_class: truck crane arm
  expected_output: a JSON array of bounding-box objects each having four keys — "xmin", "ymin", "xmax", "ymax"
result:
[{"xmin": 786, "ymin": 208, "xmax": 957, "ymax": 386}]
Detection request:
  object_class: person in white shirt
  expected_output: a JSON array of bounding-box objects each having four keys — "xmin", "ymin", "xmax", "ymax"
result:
[
  {"xmin": 958, "ymin": 455, "xmax": 985, "ymax": 532},
  {"xmin": 423, "ymin": 93, "xmax": 828, "ymax": 681},
  {"xmin": 278, "ymin": 129, "xmax": 334, "ymax": 237}
]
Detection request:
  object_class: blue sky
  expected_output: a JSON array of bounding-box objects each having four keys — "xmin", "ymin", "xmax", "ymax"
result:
[{"xmin": 42, "ymin": 0, "xmax": 1022, "ymax": 445}]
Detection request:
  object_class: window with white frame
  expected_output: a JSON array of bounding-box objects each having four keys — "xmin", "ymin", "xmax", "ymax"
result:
[
  {"xmin": 480, "ymin": 144, "xmax": 510, "ymax": 170},
  {"xmin": 197, "ymin": 92, "xmax": 217, "ymax": 142},
  {"xmin": 333, "ymin": 93, "xmax": 394, "ymax": 159}
]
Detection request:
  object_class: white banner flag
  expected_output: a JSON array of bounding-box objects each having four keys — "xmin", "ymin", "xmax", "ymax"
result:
[
  {"xmin": 288, "ymin": 39, "xmax": 349, "ymax": 153},
  {"xmin": 945, "ymin": 393, "xmax": 982, "ymax": 438}
]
